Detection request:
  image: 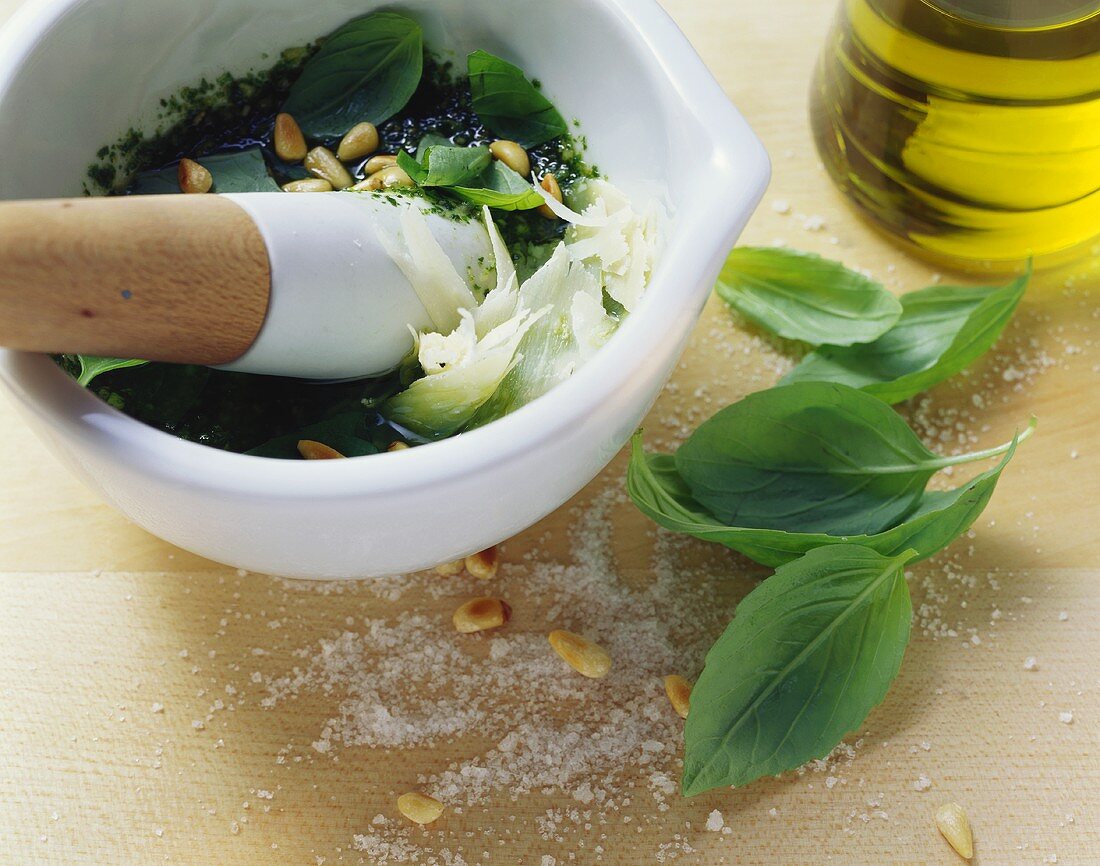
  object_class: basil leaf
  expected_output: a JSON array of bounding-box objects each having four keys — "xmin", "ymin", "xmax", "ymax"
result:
[
  {"xmin": 415, "ymin": 133, "xmax": 453, "ymax": 162},
  {"xmin": 283, "ymin": 12, "xmax": 424, "ymax": 140},
  {"xmin": 682, "ymin": 545, "xmax": 915, "ymax": 796},
  {"xmin": 467, "ymin": 49, "xmax": 568, "ymax": 147},
  {"xmin": 782, "ymin": 273, "xmax": 1028, "ymax": 403},
  {"xmin": 451, "ymin": 160, "xmax": 545, "ymax": 210},
  {"xmin": 245, "ymin": 412, "xmax": 381, "ymax": 459},
  {"xmin": 628, "ymin": 429, "xmax": 1026, "ymax": 567},
  {"xmin": 716, "ymin": 248, "xmax": 902, "ymax": 346},
  {"xmin": 396, "ymin": 145, "xmax": 491, "ymax": 187},
  {"xmin": 77, "ymin": 356, "xmax": 149, "ymax": 387},
  {"xmin": 675, "ymin": 381, "xmax": 1023, "ymax": 536},
  {"xmin": 130, "ymin": 148, "xmax": 281, "ymax": 194}
]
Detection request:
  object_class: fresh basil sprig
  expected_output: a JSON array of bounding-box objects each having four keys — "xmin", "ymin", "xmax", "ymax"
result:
[
  {"xmin": 674, "ymin": 381, "xmax": 1027, "ymax": 536},
  {"xmin": 628, "ymin": 430, "xmax": 1026, "ymax": 568},
  {"xmin": 716, "ymin": 248, "xmax": 902, "ymax": 346},
  {"xmin": 283, "ymin": 12, "xmax": 424, "ymax": 140},
  {"xmin": 467, "ymin": 49, "xmax": 568, "ymax": 148},
  {"xmin": 76, "ymin": 356, "xmax": 150, "ymax": 387},
  {"xmin": 396, "ymin": 145, "xmax": 492, "ymax": 188},
  {"xmin": 130, "ymin": 148, "xmax": 281, "ymax": 194},
  {"xmin": 782, "ymin": 273, "xmax": 1028, "ymax": 403},
  {"xmin": 682, "ymin": 545, "xmax": 915, "ymax": 796}
]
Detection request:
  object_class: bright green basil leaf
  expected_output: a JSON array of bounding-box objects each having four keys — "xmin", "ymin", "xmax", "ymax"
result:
[
  {"xmin": 675, "ymin": 381, "xmax": 1025, "ymax": 536},
  {"xmin": 451, "ymin": 160, "xmax": 545, "ymax": 210},
  {"xmin": 782, "ymin": 273, "xmax": 1028, "ymax": 403},
  {"xmin": 77, "ymin": 356, "xmax": 149, "ymax": 387},
  {"xmin": 245, "ymin": 412, "xmax": 382, "ymax": 459},
  {"xmin": 716, "ymin": 248, "xmax": 902, "ymax": 346},
  {"xmin": 283, "ymin": 12, "xmax": 424, "ymax": 139},
  {"xmin": 130, "ymin": 148, "xmax": 281, "ymax": 194},
  {"xmin": 682, "ymin": 545, "xmax": 915, "ymax": 796},
  {"xmin": 467, "ymin": 49, "xmax": 567, "ymax": 147},
  {"xmin": 396, "ymin": 145, "xmax": 491, "ymax": 188},
  {"xmin": 415, "ymin": 133, "xmax": 453, "ymax": 163},
  {"xmin": 628, "ymin": 429, "xmax": 1026, "ymax": 567}
]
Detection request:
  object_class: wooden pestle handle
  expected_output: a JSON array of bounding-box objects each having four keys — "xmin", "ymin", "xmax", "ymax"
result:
[{"xmin": 0, "ymin": 195, "xmax": 271, "ymax": 365}]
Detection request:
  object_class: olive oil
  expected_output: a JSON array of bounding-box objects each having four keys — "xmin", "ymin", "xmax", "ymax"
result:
[{"xmin": 811, "ymin": 0, "xmax": 1100, "ymax": 270}]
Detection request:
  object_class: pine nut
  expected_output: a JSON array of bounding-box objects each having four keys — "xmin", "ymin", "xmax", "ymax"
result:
[
  {"xmin": 489, "ymin": 140, "xmax": 531, "ymax": 178},
  {"xmin": 387, "ymin": 441, "xmax": 410, "ymax": 452},
  {"xmin": 377, "ymin": 165, "xmax": 414, "ymax": 188},
  {"xmin": 352, "ymin": 165, "xmax": 414, "ymax": 192},
  {"xmin": 453, "ymin": 597, "xmax": 512, "ymax": 634},
  {"xmin": 663, "ymin": 675, "xmax": 692, "ymax": 719},
  {"xmin": 538, "ymin": 173, "xmax": 563, "ymax": 219},
  {"xmin": 465, "ymin": 546, "xmax": 499, "ymax": 581},
  {"xmin": 297, "ymin": 440, "xmax": 345, "ymax": 460},
  {"xmin": 273, "ymin": 113, "xmax": 308, "ymax": 163},
  {"xmin": 364, "ymin": 154, "xmax": 398, "ymax": 175},
  {"xmin": 397, "ymin": 792, "xmax": 444, "ymax": 826},
  {"xmin": 282, "ymin": 178, "xmax": 333, "ymax": 193},
  {"xmin": 548, "ymin": 630, "xmax": 611, "ymax": 679},
  {"xmin": 337, "ymin": 122, "xmax": 380, "ymax": 161},
  {"xmin": 434, "ymin": 560, "xmax": 465, "ymax": 576},
  {"xmin": 304, "ymin": 146, "xmax": 354, "ymax": 190},
  {"xmin": 934, "ymin": 802, "xmax": 974, "ymax": 860},
  {"xmin": 178, "ymin": 158, "xmax": 212, "ymax": 194}
]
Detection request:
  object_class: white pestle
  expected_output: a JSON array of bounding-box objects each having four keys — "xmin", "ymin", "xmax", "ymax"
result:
[{"xmin": 219, "ymin": 191, "xmax": 495, "ymax": 380}]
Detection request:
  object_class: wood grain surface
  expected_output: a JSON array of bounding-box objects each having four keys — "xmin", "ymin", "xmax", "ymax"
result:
[
  {"xmin": 0, "ymin": 195, "xmax": 271, "ymax": 364},
  {"xmin": 0, "ymin": 0, "xmax": 1097, "ymax": 864}
]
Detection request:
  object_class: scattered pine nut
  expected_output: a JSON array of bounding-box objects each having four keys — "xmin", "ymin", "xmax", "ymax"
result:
[
  {"xmin": 281, "ymin": 178, "xmax": 333, "ymax": 193},
  {"xmin": 273, "ymin": 113, "xmax": 308, "ymax": 162},
  {"xmin": 387, "ymin": 441, "xmax": 410, "ymax": 452},
  {"xmin": 304, "ymin": 146, "xmax": 354, "ymax": 189},
  {"xmin": 663, "ymin": 675, "xmax": 692, "ymax": 719},
  {"xmin": 538, "ymin": 173, "xmax": 563, "ymax": 219},
  {"xmin": 297, "ymin": 440, "xmax": 345, "ymax": 460},
  {"xmin": 452, "ymin": 597, "xmax": 511, "ymax": 634},
  {"xmin": 434, "ymin": 560, "xmax": 465, "ymax": 576},
  {"xmin": 363, "ymin": 154, "xmax": 398, "ymax": 175},
  {"xmin": 489, "ymin": 139, "xmax": 531, "ymax": 178},
  {"xmin": 178, "ymin": 158, "xmax": 212, "ymax": 194},
  {"xmin": 465, "ymin": 546, "xmax": 499, "ymax": 581},
  {"xmin": 935, "ymin": 802, "xmax": 974, "ymax": 860},
  {"xmin": 337, "ymin": 122, "xmax": 380, "ymax": 161},
  {"xmin": 548, "ymin": 630, "xmax": 612, "ymax": 679},
  {"xmin": 397, "ymin": 792, "xmax": 444, "ymax": 826}
]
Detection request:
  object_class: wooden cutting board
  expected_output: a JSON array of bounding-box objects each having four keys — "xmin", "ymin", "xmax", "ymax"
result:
[{"xmin": 0, "ymin": 0, "xmax": 1096, "ymax": 863}]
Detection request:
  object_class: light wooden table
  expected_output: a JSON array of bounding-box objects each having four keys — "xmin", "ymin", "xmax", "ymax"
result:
[{"xmin": 1, "ymin": 1, "xmax": 1097, "ymax": 863}]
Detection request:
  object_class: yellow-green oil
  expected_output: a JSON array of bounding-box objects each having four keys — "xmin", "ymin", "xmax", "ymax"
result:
[{"xmin": 811, "ymin": 0, "xmax": 1100, "ymax": 270}]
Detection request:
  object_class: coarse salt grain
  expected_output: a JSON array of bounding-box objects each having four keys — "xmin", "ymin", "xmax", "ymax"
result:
[{"xmin": 705, "ymin": 810, "xmax": 724, "ymax": 832}]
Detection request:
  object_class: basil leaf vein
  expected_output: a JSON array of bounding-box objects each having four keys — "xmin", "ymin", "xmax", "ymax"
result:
[
  {"xmin": 77, "ymin": 356, "xmax": 149, "ymax": 387},
  {"xmin": 283, "ymin": 12, "xmax": 424, "ymax": 140},
  {"xmin": 716, "ymin": 248, "xmax": 902, "ymax": 346},
  {"xmin": 682, "ymin": 545, "xmax": 915, "ymax": 796},
  {"xmin": 674, "ymin": 381, "xmax": 1027, "ymax": 536},
  {"xmin": 627, "ymin": 430, "xmax": 1026, "ymax": 567},
  {"xmin": 782, "ymin": 273, "xmax": 1028, "ymax": 403},
  {"xmin": 467, "ymin": 49, "xmax": 567, "ymax": 148}
]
